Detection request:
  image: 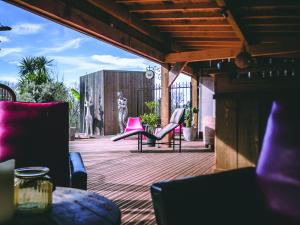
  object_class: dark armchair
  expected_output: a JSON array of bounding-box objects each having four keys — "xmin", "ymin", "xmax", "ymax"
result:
[
  {"xmin": 0, "ymin": 101, "xmax": 87, "ymax": 190},
  {"xmin": 151, "ymin": 95, "xmax": 300, "ymax": 225}
]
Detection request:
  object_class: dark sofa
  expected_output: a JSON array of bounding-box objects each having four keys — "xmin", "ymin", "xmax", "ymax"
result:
[{"xmin": 151, "ymin": 95, "xmax": 300, "ymax": 225}]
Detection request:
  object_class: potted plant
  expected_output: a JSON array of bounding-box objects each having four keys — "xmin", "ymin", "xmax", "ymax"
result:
[
  {"xmin": 69, "ymin": 88, "xmax": 80, "ymax": 140},
  {"xmin": 140, "ymin": 101, "xmax": 159, "ymax": 146},
  {"xmin": 183, "ymin": 107, "xmax": 199, "ymax": 141}
]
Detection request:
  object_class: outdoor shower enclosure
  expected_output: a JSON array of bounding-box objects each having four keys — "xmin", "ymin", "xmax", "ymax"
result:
[{"xmin": 80, "ymin": 70, "xmax": 154, "ymax": 135}]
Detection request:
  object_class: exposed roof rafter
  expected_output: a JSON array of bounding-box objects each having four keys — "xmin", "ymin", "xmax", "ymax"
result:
[
  {"xmin": 165, "ymin": 44, "xmax": 300, "ymax": 63},
  {"xmin": 169, "ymin": 62, "xmax": 187, "ymax": 86},
  {"xmin": 4, "ymin": 0, "xmax": 165, "ymax": 62},
  {"xmin": 216, "ymin": 0, "xmax": 248, "ymax": 45},
  {"xmin": 4, "ymin": 0, "xmax": 300, "ymax": 66},
  {"xmin": 129, "ymin": 3, "xmax": 220, "ymax": 13},
  {"xmin": 86, "ymin": 0, "xmax": 182, "ymax": 51}
]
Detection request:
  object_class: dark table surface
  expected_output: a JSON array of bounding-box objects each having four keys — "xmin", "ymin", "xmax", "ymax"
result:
[{"xmin": 7, "ymin": 187, "xmax": 121, "ymax": 225}]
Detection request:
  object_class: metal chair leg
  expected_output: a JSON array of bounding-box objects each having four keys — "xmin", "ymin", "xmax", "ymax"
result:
[
  {"xmin": 139, "ymin": 133, "xmax": 143, "ymax": 152},
  {"xmin": 172, "ymin": 131, "xmax": 175, "ymax": 151},
  {"xmin": 138, "ymin": 133, "xmax": 143, "ymax": 152},
  {"xmin": 179, "ymin": 125, "xmax": 182, "ymax": 153},
  {"xmin": 138, "ymin": 134, "xmax": 140, "ymax": 151}
]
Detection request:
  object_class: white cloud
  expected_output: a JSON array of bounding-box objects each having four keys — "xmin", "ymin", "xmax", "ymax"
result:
[
  {"xmin": 0, "ymin": 74, "xmax": 18, "ymax": 83},
  {"xmin": 12, "ymin": 23, "xmax": 43, "ymax": 35},
  {"xmin": 0, "ymin": 48, "xmax": 22, "ymax": 57},
  {"xmin": 8, "ymin": 60, "xmax": 20, "ymax": 66},
  {"xmin": 0, "ymin": 36, "xmax": 9, "ymax": 43},
  {"xmin": 47, "ymin": 54, "xmax": 149, "ymax": 83},
  {"xmin": 40, "ymin": 38, "xmax": 84, "ymax": 54},
  {"xmin": 50, "ymin": 55, "xmax": 100, "ymax": 75},
  {"xmin": 91, "ymin": 54, "xmax": 148, "ymax": 70}
]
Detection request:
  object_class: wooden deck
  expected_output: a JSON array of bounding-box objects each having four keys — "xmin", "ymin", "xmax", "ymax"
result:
[{"xmin": 70, "ymin": 136, "xmax": 215, "ymax": 225}]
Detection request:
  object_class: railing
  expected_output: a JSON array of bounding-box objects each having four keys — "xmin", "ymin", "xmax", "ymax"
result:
[
  {"xmin": 136, "ymin": 82, "xmax": 192, "ymax": 117},
  {"xmin": 0, "ymin": 83, "xmax": 16, "ymax": 101}
]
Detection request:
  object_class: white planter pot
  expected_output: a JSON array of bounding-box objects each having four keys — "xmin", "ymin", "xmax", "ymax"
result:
[{"xmin": 183, "ymin": 127, "xmax": 196, "ymax": 141}]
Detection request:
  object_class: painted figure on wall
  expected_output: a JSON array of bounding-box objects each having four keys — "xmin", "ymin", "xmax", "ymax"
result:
[
  {"xmin": 84, "ymin": 88, "xmax": 93, "ymax": 136},
  {"xmin": 94, "ymin": 95, "xmax": 104, "ymax": 136},
  {"xmin": 99, "ymin": 95, "xmax": 104, "ymax": 135},
  {"xmin": 117, "ymin": 91, "xmax": 128, "ymax": 133}
]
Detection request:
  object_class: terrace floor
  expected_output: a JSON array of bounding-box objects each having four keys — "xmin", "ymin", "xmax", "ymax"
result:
[{"xmin": 69, "ymin": 136, "xmax": 215, "ymax": 225}]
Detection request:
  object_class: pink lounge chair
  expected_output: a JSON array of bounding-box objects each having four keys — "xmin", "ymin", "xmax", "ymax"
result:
[
  {"xmin": 174, "ymin": 123, "xmax": 183, "ymax": 134},
  {"xmin": 125, "ymin": 117, "xmax": 144, "ymax": 133},
  {"xmin": 112, "ymin": 108, "xmax": 185, "ymax": 152},
  {"xmin": 169, "ymin": 123, "xmax": 183, "ymax": 138}
]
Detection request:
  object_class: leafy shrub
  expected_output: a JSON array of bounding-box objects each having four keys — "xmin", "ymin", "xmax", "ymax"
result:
[
  {"xmin": 17, "ymin": 81, "xmax": 68, "ymax": 103},
  {"xmin": 140, "ymin": 101, "xmax": 159, "ymax": 133},
  {"xmin": 184, "ymin": 107, "xmax": 199, "ymax": 128}
]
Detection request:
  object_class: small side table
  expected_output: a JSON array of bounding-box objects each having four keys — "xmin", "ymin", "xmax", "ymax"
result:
[{"xmin": 8, "ymin": 187, "xmax": 121, "ymax": 225}]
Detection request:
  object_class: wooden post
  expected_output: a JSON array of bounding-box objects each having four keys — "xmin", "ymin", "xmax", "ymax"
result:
[
  {"xmin": 161, "ymin": 64, "xmax": 171, "ymax": 144},
  {"xmin": 191, "ymin": 74, "xmax": 199, "ymax": 138}
]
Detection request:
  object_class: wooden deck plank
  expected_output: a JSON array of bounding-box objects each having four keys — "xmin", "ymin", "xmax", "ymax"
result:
[{"xmin": 70, "ymin": 136, "xmax": 215, "ymax": 224}]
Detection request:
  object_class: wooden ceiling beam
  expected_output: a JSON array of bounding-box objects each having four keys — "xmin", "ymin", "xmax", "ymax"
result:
[
  {"xmin": 216, "ymin": 0, "xmax": 247, "ymax": 45},
  {"xmin": 85, "ymin": 0, "xmax": 189, "ymax": 53},
  {"xmin": 86, "ymin": 0, "xmax": 161, "ymax": 42},
  {"xmin": 4, "ymin": 0, "xmax": 164, "ymax": 63},
  {"xmin": 168, "ymin": 62, "xmax": 187, "ymax": 86},
  {"xmin": 151, "ymin": 20, "xmax": 230, "ymax": 27},
  {"xmin": 245, "ymin": 15, "xmax": 300, "ymax": 20},
  {"xmin": 174, "ymin": 37, "xmax": 240, "ymax": 42},
  {"xmin": 140, "ymin": 12, "xmax": 223, "ymax": 21},
  {"xmin": 170, "ymin": 31, "xmax": 237, "ymax": 38},
  {"xmin": 165, "ymin": 48, "xmax": 240, "ymax": 63},
  {"xmin": 182, "ymin": 64, "xmax": 195, "ymax": 77},
  {"xmin": 178, "ymin": 42, "xmax": 242, "ymax": 47},
  {"xmin": 239, "ymin": 8, "xmax": 300, "ymax": 15},
  {"xmin": 242, "ymin": 17, "xmax": 300, "ymax": 25},
  {"xmin": 159, "ymin": 26, "xmax": 234, "ymax": 32},
  {"xmin": 248, "ymin": 44, "xmax": 300, "ymax": 57},
  {"xmin": 246, "ymin": 26, "xmax": 300, "ymax": 32},
  {"xmin": 117, "ymin": 0, "xmax": 178, "ymax": 3},
  {"xmin": 239, "ymin": 0, "xmax": 300, "ymax": 6},
  {"xmin": 254, "ymin": 36, "xmax": 300, "ymax": 43},
  {"xmin": 165, "ymin": 44, "xmax": 300, "ymax": 63},
  {"xmin": 247, "ymin": 23, "xmax": 300, "ymax": 27},
  {"xmin": 240, "ymin": 5, "xmax": 300, "ymax": 10},
  {"xmin": 85, "ymin": 0, "xmax": 177, "ymax": 48},
  {"xmin": 129, "ymin": 3, "xmax": 219, "ymax": 13}
]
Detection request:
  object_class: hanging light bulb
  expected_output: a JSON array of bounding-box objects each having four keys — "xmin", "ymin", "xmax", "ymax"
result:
[{"xmin": 269, "ymin": 58, "xmax": 273, "ymax": 78}]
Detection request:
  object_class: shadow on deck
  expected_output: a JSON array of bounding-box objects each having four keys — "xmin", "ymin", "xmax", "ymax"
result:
[{"xmin": 70, "ymin": 136, "xmax": 215, "ymax": 225}]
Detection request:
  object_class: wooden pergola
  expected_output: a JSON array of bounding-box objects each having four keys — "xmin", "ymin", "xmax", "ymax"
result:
[{"xmin": 5, "ymin": 0, "xmax": 300, "ymax": 170}]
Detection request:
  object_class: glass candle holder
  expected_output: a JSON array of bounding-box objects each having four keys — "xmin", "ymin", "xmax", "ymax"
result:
[
  {"xmin": 0, "ymin": 159, "xmax": 15, "ymax": 223},
  {"xmin": 14, "ymin": 167, "xmax": 53, "ymax": 214}
]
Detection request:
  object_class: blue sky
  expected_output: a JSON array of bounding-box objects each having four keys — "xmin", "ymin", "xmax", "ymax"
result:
[{"xmin": 0, "ymin": 1, "xmax": 189, "ymax": 86}]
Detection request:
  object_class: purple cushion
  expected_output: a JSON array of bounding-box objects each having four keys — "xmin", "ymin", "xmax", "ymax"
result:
[
  {"xmin": 0, "ymin": 102, "xmax": 69, "ymax": 187},
  {"xmin": 257, "ymin": 97, "xmax": 300, "ymax": 221}
]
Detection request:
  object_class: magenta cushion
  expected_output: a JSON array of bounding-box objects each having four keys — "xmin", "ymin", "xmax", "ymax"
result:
[{"xmin": 0, "ymin": 101, "xmax": 69, "ymax": 187}]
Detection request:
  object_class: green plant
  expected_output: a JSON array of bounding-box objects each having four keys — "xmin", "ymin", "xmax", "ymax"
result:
[
  {"xmin": 70, "ymin": 88, "xmax": 80, "ymax": 101},
  {"xmin": 69, "ymin": 87, "xmax": 80, "ymax": 129},
  {"xmin": 184, "ymin": 107, "xmax": 199, "ymax": 128},
  {"xmin": 17, "ymin": 80, "xmax": 68, "ymax": 103},
  {"xmin": 145, "ymin": 101, "xmax": 157, "ymax": 113},
  {"xmin": 140, "ymin": 101, "xmax": 159, "ymax": 133},
  {"xmin": 17, "ymin": 56, "xmax": 69, "ymax": 103},
  {"xmin": 18, "ymin": 56, "xmax": 53, "ymax": 92}
]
